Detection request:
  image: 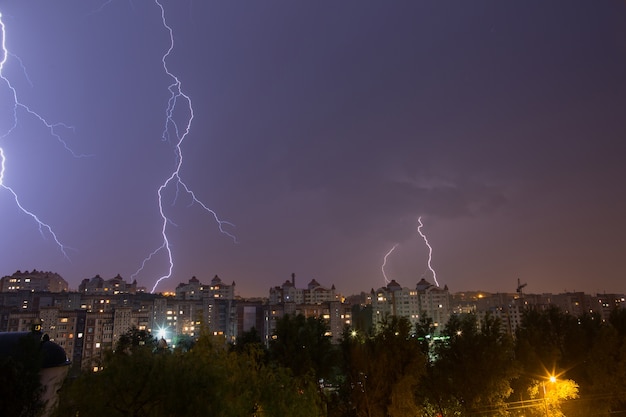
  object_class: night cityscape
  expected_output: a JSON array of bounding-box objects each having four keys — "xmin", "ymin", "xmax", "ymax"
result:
[
  {"xmin": 1, "ymin": 268, "xmax": 626, "ymax": 416},
  {"xmin": 1, "ymin": 0, "xmax": 625, "ymax": 416}
]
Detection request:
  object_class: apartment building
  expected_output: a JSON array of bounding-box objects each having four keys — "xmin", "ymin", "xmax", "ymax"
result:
[
  {"xmin": 2, "ymin": 270, "xmax": 624, "ymax": 371},
  {"xmin": 371, "ymin": 278, "xmax": 451, "ymax": 333},
  {"xmin": 0, "ymin": 270, "xmax": 68, "ymax": 293},
  {"xmin": 266, "ymin": 274, "xmax": 350, "ymax": 343}
]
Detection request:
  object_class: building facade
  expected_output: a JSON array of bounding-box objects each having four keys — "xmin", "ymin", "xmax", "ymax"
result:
[
  {"xmin": 266, "ymin": 274, "xmax": 350, "ymax": 343},
  {"xmin": 371, "ymin": 278, "xmax": 452, "ymax": 333},
  {"xmin": 1, "ymin": 270, "xmax": 68, "ymax": 293}
]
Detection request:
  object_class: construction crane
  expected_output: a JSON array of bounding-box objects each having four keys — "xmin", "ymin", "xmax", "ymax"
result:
[{"xmin": 516, "ymin": 278, "xmax": 527, "ymax": 298}]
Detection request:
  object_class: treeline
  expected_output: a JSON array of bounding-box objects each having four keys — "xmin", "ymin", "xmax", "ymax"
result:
[{"xmin": 44, "ymin": 306, "xmax": 626, "ymax": 416}]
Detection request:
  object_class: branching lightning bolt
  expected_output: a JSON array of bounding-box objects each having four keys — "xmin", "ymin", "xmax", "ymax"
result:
[
  {"xmin": 0, "ymin": 11, "xmax": 77, "ymax": 260},
  {"xmin": 417, "ymin": 216, "xmax": 439, "ymax": 287},
  {"xmin": 381, "ymin": 244, "xmax": 398, "ymax": 285},
  {"xmin": 134, "ymin": 1, "xmax": 236, "ymax": 293}
]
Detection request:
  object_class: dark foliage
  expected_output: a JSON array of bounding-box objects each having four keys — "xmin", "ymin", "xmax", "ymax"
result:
[
  {"xmin": 0, "ymin": 335, "xmax": 45, "ymax": 417},
  {"xmin": 51, "ymin": 306, "xmax": 626, "ymax": 417}
]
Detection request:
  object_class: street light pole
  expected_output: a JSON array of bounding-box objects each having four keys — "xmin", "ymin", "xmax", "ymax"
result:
[
  {"xmin": 542, "ymin": 375, "xmax": 557, "ymax": 417},
  {"xmin": 542, "ymin": 381, "xmax": 549, "ymax": 417}
]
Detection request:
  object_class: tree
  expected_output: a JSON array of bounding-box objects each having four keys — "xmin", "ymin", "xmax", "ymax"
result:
[
  {"xmin": 172, "ymin": 334, "xmax": 195, "ymax": 352},
  {"xmin": 231, "ymin": 326, "xmax": 266, "ymax": 356},
  {"xmin": 512, "ymin": 306, "xmax": 600, "ymax": 417},
  {"xmin": 424, "ymin": 312, "xmax": 518, "ymax": 416},
  {"xmin": 269, "ymin": 314, "xmax": 337, "ymax": 382},
  {"xmin": 577, "ymin": 309, "xmax": 626, "ymax": 416},
  {"xmin": 341, "ymin": 315, "xmax": 426, "ymax": 417},
  {"xmin": 414, "ymin": 314, "xmax": 436, "ymax": 356},
  {"xmin": 54, "ymin": 326, "xmax": 324, "ymax": 417},
  {"xmin": 528, "ymin": 378, "xmax": 579, "ymax": 417},
  {"xmin": 0, "ymin": 334, "xmax": 45, "ymax": 417},
  {"xmin": 114, "ymin": 326, "xmax": 156, "ymax": 353}
]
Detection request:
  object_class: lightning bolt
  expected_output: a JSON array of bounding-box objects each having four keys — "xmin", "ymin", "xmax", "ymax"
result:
[
  {"xmin": 417, "ymin": 216, "xmax": 439, "ymax": 287},
  {"xmin": 133, "ymin": 1, "xmax": 236, "ymax": 293},
  {"xmin": 0, "ymin": 11, "xmax": 76, "ymax": 260},
  {"xmin": 381, "ymin": 244, "xmax": 398, "ymax": 285}
]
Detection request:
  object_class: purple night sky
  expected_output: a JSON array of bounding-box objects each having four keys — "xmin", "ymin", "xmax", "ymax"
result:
[{"xmin": 1, "ymin": 1, "xmax": 625, "ymax": 297}]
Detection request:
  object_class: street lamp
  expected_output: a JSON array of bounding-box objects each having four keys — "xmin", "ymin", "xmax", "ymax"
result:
[{"xmin": 542, "ymin": 374, "xmax": 557, "ymax": 417}]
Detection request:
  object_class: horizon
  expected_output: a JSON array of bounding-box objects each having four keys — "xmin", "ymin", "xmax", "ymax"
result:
[{"xmin": 2, "ymin": 267, "xmax": 623, "ymax": 299}]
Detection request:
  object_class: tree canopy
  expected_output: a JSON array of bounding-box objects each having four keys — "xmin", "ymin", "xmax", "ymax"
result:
[{"xmin": 52, "ymin": 307, "xmax": 626, "ymax": 417}]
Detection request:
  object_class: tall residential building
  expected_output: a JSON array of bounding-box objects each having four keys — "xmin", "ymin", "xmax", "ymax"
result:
[
  {"xmin": 170, "ymin": 275, "xmax": 237, "ymax": 340},
  {"xmin": 266, "ymin": 274, "xmax": 349, "ymax": 343},
  {"xmin": 0, "ymin": 270, "xmax": 68, "ymax": 293},
  {"xmin": 175, "ymin": 276, "xmax": 203, "ymax": 300},
  {"xmin": 269, "ymin": 273, "xmax": 339, "ymax": 305},
  {"xmin": 371, "ymin": 278, "xmax": 451, "ymax": 333},
  {"xmin": 78, "ymin": 274, "xmax": 141, "ymax": 295},
  {"xmin": 236, "ymin": 299, "xmax": 266, "ymax": 337}
]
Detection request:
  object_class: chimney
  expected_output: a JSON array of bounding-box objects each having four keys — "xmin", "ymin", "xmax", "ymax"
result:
[{"xmin": 291, "ymin": 273, "xmax": 295, "ymax": 287}]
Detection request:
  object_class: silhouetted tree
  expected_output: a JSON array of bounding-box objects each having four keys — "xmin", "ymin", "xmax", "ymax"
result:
[
  {"xmin": 55, "ymin": 327, "xmax": 323, "ymax": 417},
  {"xmin": 423, "ymin": 312, "xmax": 518, "ymax": 416},
  {"xmin": 341, "ymin": 315, "xmax": 426, "ymax": 417},
  {"xmin": 414, "ymin": 314, "xmax": 436, "ymax": 356},
  {"xmin": 269, "ymin": 314, "xmax": 337, "ymax": 382},
  {"xmin": 114, "ymin": 326, "xmax": 156, "ymax": 353},
  {"xmin": 231, "ymin": 326, "xmax": 266, "ymax": 356},
  {"xmin": 0, "ymin": 334, "xmax": 45, "ymax": 417},
  {"xmin": 575, "ymin": 308, "xmax": 626, "ymax": 416}
]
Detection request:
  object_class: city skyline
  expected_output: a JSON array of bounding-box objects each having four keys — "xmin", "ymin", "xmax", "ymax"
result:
[
  {"xmin": 1, "ymin": 2, "xmax": 625, "ymax": 298},
  {"xmin": 2, "ymin": 267, "xmax": 623, "ymax": 299}
]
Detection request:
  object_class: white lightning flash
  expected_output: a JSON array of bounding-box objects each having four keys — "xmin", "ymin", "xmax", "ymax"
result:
[
  {"xmin": 134, "ymin": 1, "xmax": 236, "ymax": 293},
  {"xmin": 0, "ymin": 11, "xmax": 74, "ymax": 259},
  {"xmin": 381, "ymin": 244, "xmax": 398, "ymax": 285},
  {"xmin": 417, "ymin": 216, "xmax": 439, "ymax": 287}
]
